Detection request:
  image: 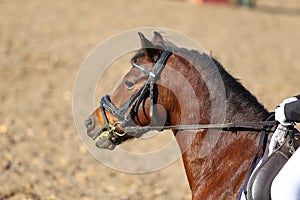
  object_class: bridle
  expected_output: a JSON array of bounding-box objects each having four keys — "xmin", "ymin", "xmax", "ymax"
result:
[
  {"xmin": 97, "ymin": 50, "xmax": 277, "ymax": 146},
  {"xmin": 98, "ymin": 50, "xmax": 173, "ymax": 144}
]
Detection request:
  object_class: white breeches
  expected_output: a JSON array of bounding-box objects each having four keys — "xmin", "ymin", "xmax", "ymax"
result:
[{"xmin": 271, "ymin": 147, "xmax": 300, "ymax": 200}]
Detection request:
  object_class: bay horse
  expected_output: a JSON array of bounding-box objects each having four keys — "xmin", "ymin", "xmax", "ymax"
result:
[{"xmin": 85, "ymin": 32, "xmax": 272, "ymax": 199}]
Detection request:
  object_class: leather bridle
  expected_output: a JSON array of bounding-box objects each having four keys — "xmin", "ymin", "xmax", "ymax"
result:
[{"xmin": 98, "ymin": 50, "xmax": 173, "ymax": 144}]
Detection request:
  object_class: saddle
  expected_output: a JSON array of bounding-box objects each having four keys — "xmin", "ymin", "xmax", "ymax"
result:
[{"xmin": 245, "ymin": 127, "xmax": 300, "ymax": 200}]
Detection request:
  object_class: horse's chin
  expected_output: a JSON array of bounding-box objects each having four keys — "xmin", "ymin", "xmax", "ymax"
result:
[
  {"xmin": 95, "ymin": 136, "xmax": 116, "ymax": 150},
  {"xmin": 87, "ymin": 127, "xmax": 117, "ymax": 150}
]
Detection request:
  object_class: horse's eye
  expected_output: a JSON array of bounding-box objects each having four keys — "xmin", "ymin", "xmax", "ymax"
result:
[{"xmin": 124, "ymin": 80, "xmax": 136, "ymax": 90}]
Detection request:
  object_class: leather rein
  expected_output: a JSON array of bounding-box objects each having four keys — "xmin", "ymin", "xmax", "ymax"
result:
[{"xmin": 98, "ymin": 50, "xmax": 277, "ymax": 145}]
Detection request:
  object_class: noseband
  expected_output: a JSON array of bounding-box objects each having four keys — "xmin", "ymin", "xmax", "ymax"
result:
[{"xmin": 99, "ymin": 50, "xmax": 173, "ymax": 143}]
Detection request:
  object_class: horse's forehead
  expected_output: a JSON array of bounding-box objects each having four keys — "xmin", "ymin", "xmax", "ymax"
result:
[
  {"xmin": 135, "ymin": 54, "xmax": 153, "ymax": 64},
  {"xmin": 126, "ymin": 56, "xmax": 154, "ymax": 76}
]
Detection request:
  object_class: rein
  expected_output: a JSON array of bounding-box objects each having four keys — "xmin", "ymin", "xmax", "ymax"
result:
[{"xmin": 124, "ymin": 120, "xmax": 277, "ymax": 137}]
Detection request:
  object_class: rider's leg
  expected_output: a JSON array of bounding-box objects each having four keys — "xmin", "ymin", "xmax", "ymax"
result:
[{"xmin": 271, "ymin": 147, "xmax": 300, "ymax": 200}]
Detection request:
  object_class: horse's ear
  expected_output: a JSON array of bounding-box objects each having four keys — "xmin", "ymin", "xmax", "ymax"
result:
[
  {"xmin": 153, "ymin": 31, "xmax": 165, "ymax": 47},
  {"xmin": 138, "ymin": 32, "xmax": 154, "ymax": 49},
  {"xmin": 138, "ymin": 32, "xmax": 160, "ymax": 60}
]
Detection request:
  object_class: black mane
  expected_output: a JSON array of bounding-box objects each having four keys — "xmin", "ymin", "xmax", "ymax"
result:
[
  {"xmin": 133, "ymin": 37, "xmax": 270, "ymax": 120},
  {"xmin": 167, "ymin": 43, "xmax": 269, "ymax": 120}
]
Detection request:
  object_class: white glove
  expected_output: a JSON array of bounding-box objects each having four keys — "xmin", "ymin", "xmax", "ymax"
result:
[
  {"xmin": 275, "ymin": 97, "xmax": 298, "ymax": 126},
  {"xmin": 269, "ymin": 124, "xmax": 287, "ymax": 155}
]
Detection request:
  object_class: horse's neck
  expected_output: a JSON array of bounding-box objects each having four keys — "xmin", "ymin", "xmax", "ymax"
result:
[
  {"xmin": 178, "ymin": 98, "xmax": 266, "ymax": 199},
  {"xmin": 165, "ymin": 56, "xmax": 268, "ymax": 199}
]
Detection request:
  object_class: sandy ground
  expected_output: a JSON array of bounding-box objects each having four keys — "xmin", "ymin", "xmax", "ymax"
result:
[{"xmin": 1, "ymin": 0, "xmax": 300, "ymax": 199}]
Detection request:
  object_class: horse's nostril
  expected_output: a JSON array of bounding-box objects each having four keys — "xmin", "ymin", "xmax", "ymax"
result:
[{"xmin": 85, "ymin": 117, "xmax": 94, "ymax": 130}]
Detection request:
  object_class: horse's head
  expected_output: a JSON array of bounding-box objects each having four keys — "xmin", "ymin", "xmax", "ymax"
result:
[{"xmin": 85, "ymin": 32, "xmax": 176, "ymax": 150}]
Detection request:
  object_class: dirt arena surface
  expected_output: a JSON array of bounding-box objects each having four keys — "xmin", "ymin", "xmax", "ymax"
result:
[{"xmin": 1, "ymin": 0, "xmax": 300, "ymax": 199}]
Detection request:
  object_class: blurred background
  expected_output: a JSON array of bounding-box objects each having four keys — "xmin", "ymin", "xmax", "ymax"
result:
[{"xmin": 1, "ymin": 0, "xmax": 300, "ymax": 199}]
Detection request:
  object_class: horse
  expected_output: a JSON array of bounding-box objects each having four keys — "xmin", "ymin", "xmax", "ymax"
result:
[{"xmin": 84, "ymin": 32, "xmax": 272, "ymax": 199}]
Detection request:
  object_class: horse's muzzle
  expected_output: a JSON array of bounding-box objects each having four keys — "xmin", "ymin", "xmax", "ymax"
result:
[
  {"xmin": 85, "ymin": 116, "xmax": 100, "ymax": 138},
  {"xmin": 85, "ymin": 116, "xmax": 94, "ymax": 133},
  {"xmin": 85, "ymin": 116, "xmax": 116, "ymax": 150}
]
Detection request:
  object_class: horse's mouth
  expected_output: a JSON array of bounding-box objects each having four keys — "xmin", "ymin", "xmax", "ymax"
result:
[{"xmin": 87, "ymin": 127, "xmax": 122, "ymax": 150}]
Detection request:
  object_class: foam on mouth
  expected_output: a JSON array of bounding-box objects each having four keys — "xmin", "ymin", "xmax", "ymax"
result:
[{"xmin": 94, "ymin": 130, "xmax": 116, "ymax": 150}]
